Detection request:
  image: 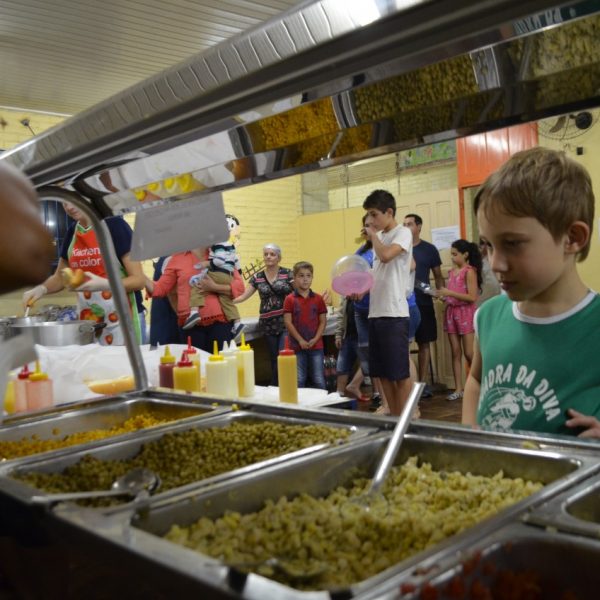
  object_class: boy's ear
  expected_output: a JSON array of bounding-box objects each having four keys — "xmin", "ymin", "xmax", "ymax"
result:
[{"xmin": 564, "ymin": 221, "xmax": 590, "ymax": 254}]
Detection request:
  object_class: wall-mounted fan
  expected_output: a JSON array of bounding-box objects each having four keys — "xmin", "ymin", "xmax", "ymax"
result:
[{"xmin": 537, "ymin": 111, "xmax": 598, "ymax": 141}]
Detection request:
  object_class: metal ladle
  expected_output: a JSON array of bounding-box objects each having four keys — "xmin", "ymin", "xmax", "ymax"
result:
[
  {"xmin": 226, "ymin": 556, "xmax": 327, "ymax": 583},
  {"xmin": 341, "ymin": 382, "xmax": 425, "ymax": 518},
  {"xmin": 30, "ymin": 467, "xmax": 160, "ymax": 505}
]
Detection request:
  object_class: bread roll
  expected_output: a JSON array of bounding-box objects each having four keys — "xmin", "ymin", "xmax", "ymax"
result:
[
  {"xmin": 61, "ymin": 267, "xmax": 86, "ymax": 289},
  {"xmin": 86, "ymin": 375, "xmax": 135, "ymax": 395}
]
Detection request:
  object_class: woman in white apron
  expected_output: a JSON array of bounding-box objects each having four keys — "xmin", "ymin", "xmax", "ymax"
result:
[{"xmin": 23, "ymin": 203, "xmax": 146, "ymax": 345}]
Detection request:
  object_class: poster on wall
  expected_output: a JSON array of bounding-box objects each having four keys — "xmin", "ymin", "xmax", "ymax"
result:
[
  {"xmin": 431, "ymin": 225, "xmax": 461, "ymax": 251},
  {"xmin": 399, "ymin": 141, "xmax": 456, "ymax": 168}
]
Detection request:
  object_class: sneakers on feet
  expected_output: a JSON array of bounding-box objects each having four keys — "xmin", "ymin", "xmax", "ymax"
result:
[
  {"xmin": 369, "ymin": 394, "xmax": 382, "ymax": 411},
  {"xmin": 182, "ymin": 312, "xmax": 201, "ymax": 330},
  {"xmin": 447, "ymin": 391, "xmax": 464, "ymax": 401},
  {"xmin": 421, "ymin": 385, "xmax": 433, "ymax": 398},
  {"xmin": 231, "ymin": 322, "xmax": 245, "ymax": 339}
]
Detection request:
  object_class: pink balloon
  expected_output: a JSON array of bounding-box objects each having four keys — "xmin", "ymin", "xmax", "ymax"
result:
[{"xmin": 332, "ymin": 271, "xmax": 373, "ymax": 296}]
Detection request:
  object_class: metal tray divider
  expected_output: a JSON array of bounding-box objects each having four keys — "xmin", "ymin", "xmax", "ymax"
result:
[{"xmin": 522, "ymin": 472, "xmax": 600, "ymax": 540}]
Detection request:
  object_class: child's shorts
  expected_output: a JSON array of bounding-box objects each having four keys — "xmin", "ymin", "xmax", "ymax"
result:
[
  {"xmin": 368, "ymin": 317, "xmax": 410, "ymax": 381},
  {"xmin": 444, "ymin": 304, "xmax": 477, "ymax": 335}
]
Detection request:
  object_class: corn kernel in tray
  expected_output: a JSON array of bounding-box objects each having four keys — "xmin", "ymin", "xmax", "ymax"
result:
[{"xmin": 0, "ymin": 412, "xmax": 187, "ymax": 460}]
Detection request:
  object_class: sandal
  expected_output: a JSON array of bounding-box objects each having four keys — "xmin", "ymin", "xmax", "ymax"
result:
[
  {"xmin": 446, "ymin": 391, "xmax": 464, "ymax": 401},
  {"xmin": 374, "ymin": 405, "xmax": 391, "ymax": 416}
]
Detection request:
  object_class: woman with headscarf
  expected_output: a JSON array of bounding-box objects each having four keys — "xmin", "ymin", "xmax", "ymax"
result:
[{"xmin": 234, "ymin": 243, "xmax": 293, "ymax": 385}]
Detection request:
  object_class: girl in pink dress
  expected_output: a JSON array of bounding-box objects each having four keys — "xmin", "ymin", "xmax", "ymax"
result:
[{"xmin": 436, "ymin": 239, "xmax": 482, "ymax": 401}]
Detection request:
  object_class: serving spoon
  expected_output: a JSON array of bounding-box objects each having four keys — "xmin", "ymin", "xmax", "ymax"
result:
[
  {"xmin": 341, "ymin": 382, "xmax": 425, "ymax": 518},
  {"xmin": 30, "ymin": 467, "xmax": 160, "ymax": 504},
  {"xmin": 224, "ymin": 556, "xmax": 327, "ymax": 583}
]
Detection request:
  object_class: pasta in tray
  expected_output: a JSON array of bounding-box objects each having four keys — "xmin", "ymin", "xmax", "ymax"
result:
[{"xmin": 164, "ymin": 457, "xmax": 543, "ymax": 590}]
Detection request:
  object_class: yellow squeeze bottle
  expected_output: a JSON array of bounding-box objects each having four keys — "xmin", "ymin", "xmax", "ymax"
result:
[
  {"xmin": 205, "ymin": 340, "xmax": 229, "ymax": 397},
  {"xmin": 173, "ymin": 352, "xmax": 200, "ymax": 393},
  {"xmin": 238, "ymin": 334, "xmax": 255, "ymax": 398},
  {"xmin": 27, "ymin": 361, "xmax": 54, "ymax": 411},
  {"xmin": 4, "ymin": 380, "xmax": 16, "ymax": 414},
  {"xmin": 278, "ymin": 337, "xmax": 298, "ymax": 404}
]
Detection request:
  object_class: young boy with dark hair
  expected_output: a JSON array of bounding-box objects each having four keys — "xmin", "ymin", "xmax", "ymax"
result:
[
  {"xmin": 463, "ymin": 147, "xmax": 600, "ymax": 439},
  {"xmin": 362, "ymin": 189, "xmax": 413, "ymax": 416},
  {"xmin": 283, "ymin": 261, "xmax": 328, "ymax": 389}
]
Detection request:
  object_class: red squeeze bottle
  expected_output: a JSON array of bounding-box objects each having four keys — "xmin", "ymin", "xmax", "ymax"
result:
[{"xmin": 158, "ymin": 346, "xmax": 176, "ymax": 388}]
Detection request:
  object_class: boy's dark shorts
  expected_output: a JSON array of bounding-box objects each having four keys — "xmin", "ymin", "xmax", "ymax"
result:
[
  {"xmin": 415, "ymin": 304, "xmax": 437, "ymax": 344},
  {"xmin": 368, "ymin": 317, "xmax": 410, "ymax": 381}
]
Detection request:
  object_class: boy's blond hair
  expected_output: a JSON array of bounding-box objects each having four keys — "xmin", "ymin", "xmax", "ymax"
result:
[
  {"xmin": 293, "ymin": 261, "xmax": 313, "ymax": 276},
  {"xmin": 474, "ymin": 147, "xmax": 595, "ymax": 261}
]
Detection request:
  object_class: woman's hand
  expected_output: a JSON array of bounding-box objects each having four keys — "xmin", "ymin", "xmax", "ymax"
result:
[
  {"xmin": 321, "ymin": 289, "xmax": 332, "ymax": 305},
  {"xmin": 566, "ymin": 409, "xmax": 600, "ymax": 438},
  {"xmin": 22, "ymin": 285, "xmax": 48, "ymax": 309},
  {"xmin": 335, "ymin": 337, "xmax": 342, "ymax": 350},
  {"xmin": 76, "ymin": 272, "xmax": 111, "ymax": 292}
]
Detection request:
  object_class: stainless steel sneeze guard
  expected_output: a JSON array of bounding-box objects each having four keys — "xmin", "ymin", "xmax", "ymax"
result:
[
  {"xmin": 45, "ymin": 432, "xmax": 600, "ymax": 599},
  {"xmin": 0, "ymin": 0, "xmax": 598, "ymax": 208}
]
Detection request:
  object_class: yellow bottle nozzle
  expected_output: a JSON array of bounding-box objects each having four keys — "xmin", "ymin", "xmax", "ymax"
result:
[
  {"xmin": 160, "ymin": 345, "xmax": 175, "ymax": 364},
  {"xmin": 239, "ymin": 333, "xmax": 251, "ymax": 351},
  {"xmin": 209, "ymin": 339, "xmax": 224, "ymax": 362},
  {"xmin": 29, "ymin": 360, "xmax": 48, "ymax": 382}
]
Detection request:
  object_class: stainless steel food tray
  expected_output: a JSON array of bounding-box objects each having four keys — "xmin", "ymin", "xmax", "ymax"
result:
[
  {"xmin": 374, "ymin": 522, "xmax": 600, "ymax": 600},
  {"xmin": 523, "ymin": 472, "xmax": 600, "ymax": 541},
  {"xmin": 0, "ymin": 395, "xmax": 228, "ymax": 463},
  {"xmin": 51, "ymin": 431, "xmax": 599, "ymax": 599},
  {"xmin": 0, "ymin": 410, "xmax": 376, "ymax": 507}
]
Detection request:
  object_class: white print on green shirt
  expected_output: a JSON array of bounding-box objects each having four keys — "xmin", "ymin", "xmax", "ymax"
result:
[{"xmin": 480, "ymin": 363, "xmax": 561, "ymax": 430}]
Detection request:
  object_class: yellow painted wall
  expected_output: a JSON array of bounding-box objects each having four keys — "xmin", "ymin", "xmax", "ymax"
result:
[
  {"xmin": 298, "ymin": 207, "xmax": 365, "ymax": 305},
  {"xmin": 0, "ymin": 107, "xmax": 67, "ymax": 150}
]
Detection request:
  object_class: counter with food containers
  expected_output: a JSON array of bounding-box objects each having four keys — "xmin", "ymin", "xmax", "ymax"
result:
[{"xmin": 1, "ymin": 0, "xmax": 600, "ymax": 597}]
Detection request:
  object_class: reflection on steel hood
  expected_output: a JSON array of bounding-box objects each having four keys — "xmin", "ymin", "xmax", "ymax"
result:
[{"xmin": 1, "ymin": 0, "xmax": 599, "ymax": 215}]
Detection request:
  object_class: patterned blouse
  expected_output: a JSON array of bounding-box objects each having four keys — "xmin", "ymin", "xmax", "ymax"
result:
[{"xmin": 249, "ymin": 267, "xmax": 294, "ymax": 335}]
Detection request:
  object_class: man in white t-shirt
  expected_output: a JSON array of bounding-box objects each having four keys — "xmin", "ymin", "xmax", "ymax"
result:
[{"xmin": 361, "ymin": 189, "xmax": 413, "ymax": 415}]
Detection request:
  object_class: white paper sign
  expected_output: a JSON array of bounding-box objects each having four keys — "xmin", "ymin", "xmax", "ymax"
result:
[
  {"xmin": 130, "ymin": 192, "xmax": 229, "ymax": 260},
  {"xmin": 431, "ymin": 225, "xmax": 461, "ymax": 251}
]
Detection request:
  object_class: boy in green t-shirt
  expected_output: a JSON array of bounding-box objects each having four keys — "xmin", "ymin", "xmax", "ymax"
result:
[{"xmin": 463, "ymin": 147, "xmax": 600, "ymax": 439}]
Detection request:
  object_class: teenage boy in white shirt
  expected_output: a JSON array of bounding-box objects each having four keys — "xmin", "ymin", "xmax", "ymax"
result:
[{"xmin": 361, "ymin": 189, "xmax": 413, "ymax": 415}]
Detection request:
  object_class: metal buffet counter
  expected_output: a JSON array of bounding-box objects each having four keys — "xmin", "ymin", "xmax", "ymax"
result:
[
  {"xmin": 1, "ymin": 0, "xmax": 600, "ymax": 597},
  {"xmin": 0, "ymin": 402, "xmax": 600, "ymax": 598}
]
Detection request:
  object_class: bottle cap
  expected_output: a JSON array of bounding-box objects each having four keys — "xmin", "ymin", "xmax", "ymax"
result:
[
  {"xmin": 208, "ymin": 340, "xmax": 224, "ymax": 362},
  {"xmin": 177, "ymin": 351, "xmax": 193, "ymax": 368},
  {"xmin": 29, "ymin": 360, "xmax": 49, "ymax": 382},
  {"xmin": 186, "ymin": 336, "xmax": 198, "ymax": 355},
  {"xmin": 279, "ymin": 336, "xmax": 295, "ymax": 356},
  {"xmin": 160, "ymin": 345, "xmax": 175, "ymax": 365},
  {"xmin": 228, "ymin": 338, "xmax": 238, "ymax": 352},
  {"xmin": 239, "ymin": 333, "xmax": 251, "ymax": 351},
  {"xmin": 18, "ymin": 364, "xmax": 31, "ymax": 380}
]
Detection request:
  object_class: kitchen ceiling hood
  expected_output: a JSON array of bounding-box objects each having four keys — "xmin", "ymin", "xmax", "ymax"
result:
[{"xmin": 1, "ymin": 0, "xmax": 599, "ymax": 216}]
